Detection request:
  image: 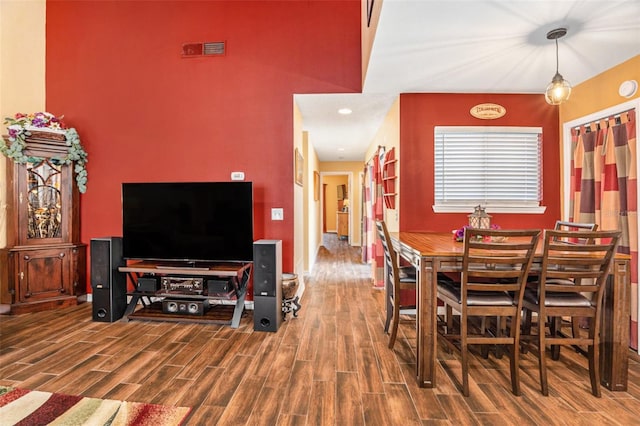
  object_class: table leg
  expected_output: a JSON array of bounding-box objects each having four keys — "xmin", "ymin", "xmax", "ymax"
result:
[
  {"xmin": 417, "ymin": 257, "xmax": 437, "ymax": 388},
  {"xmin": 600, "ymin": 259, "xmax": 630, "ymax": 391}
]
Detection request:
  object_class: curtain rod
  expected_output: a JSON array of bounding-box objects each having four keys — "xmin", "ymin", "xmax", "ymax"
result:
[
  {"xmin": 365, "ymin": 145, "xmax": 385, "ymax": 165},
  {"xmin": 573, "ymin": 108, "xmax": 635, "ymax": 131}
]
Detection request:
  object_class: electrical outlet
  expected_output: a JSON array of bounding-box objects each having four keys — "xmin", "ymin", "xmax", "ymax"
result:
[
  {"xmin": 271, "ymin": 208, "xmax": 284, "ymax": 221},
  {"xmin": 231, "ymin": 171, "xmax": 245, "ymax": 181}
]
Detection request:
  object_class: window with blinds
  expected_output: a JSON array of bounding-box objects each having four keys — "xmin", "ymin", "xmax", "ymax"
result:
[{"xmin": 434, "ymin": 126, "xmax": 543, "ymax": 212}]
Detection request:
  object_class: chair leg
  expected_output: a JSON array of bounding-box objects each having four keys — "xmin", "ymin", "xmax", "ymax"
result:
[
  {"xmin": 495, "ymin": 316, "xmax": 506, "ymax": 359},
  {"xmin": 538, "ymin": 318, "xmax": 549, "ymax": 396},
  {"xmin": 510, "ymin": 324, "xmax": 521, "ymax": 396},
  {"xmin": 521, "ymin": 308, "xmax": 532, "ymax": 354},
  {"xmin": 388, "ymin": 305, "xmax": 400, "ymax": 349},
  {"xmin": 571, "ymin": 316, "xmax": 587, "ymax": 354},
  {"xmin": 442, "ymin": 304, "xmax": 454, "ymax": 354},
  {"xmin": 384, "ymin": 281, "xmax": 392, "ymax": 334},
  {"xmin": 461, "ymin": 316, "xmax": 469, "ymax": 397},
  {"xmin": 446, "ymin": 305, "xmax": 453, "ymax": 333},
  {"xmin": 588, "ymin": 322, "xmax": 601, "ymax": 397},
  {"xmin": 550, "ymin": 316, "xmax": 560, "ymax": 361},
  {"xmin": 384, "ymin": 308, "xmax": 392, "ymax": 334},
  {"xmin": 571, "ymin": 317, "xmax": 581, "ymax": 340},
  {"xmin": 480, "ymin": 317, "xmax": 490, "ymax": 359}
]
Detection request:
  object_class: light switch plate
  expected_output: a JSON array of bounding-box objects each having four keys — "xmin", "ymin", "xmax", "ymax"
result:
[
  {"xmin": 271, "ymin": 208, "xmax": 284, "ymax": 220},
  {"xmin": 231, "ymin": 171, "xmax": 245, "ymax": 181}
]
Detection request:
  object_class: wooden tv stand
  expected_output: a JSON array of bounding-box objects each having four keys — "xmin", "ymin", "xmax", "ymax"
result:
[{"xmin": 119, "ymin": 261, "xmax": 252, "ymax": 328}]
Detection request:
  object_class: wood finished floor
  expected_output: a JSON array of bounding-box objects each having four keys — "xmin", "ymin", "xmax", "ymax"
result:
[{"xmin": 1, "ymin": 234, "xmax": 639, "ymax": 425}]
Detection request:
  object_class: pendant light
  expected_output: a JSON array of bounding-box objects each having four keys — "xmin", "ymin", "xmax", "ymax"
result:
[{"xmin": 544, "ymin": 28, "xmax": 572, "ymax": 105}]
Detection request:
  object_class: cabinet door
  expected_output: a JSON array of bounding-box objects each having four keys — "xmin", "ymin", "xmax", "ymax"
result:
[
  {"xmin": 14, "ymin": 160, "xmax": 75, "ymax": 246},
  {"xmin": 17, "ymin": 248, "xmax": 71, "ymax": 303}
]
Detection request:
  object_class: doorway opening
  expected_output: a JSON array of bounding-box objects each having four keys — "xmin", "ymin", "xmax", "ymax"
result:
[{"xmin": 320, "ymin": 172, "xmax": 352, "ymax": 244}]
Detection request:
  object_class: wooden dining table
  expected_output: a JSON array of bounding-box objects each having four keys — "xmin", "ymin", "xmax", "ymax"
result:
[{"xmin": 389, "ymin": 231, "xmax": 631, "ymax": 391}]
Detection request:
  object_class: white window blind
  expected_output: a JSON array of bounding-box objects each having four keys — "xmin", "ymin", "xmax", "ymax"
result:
[{"xmin": 434, "ymin": 126, "xmax": 542, "ymax": 211}]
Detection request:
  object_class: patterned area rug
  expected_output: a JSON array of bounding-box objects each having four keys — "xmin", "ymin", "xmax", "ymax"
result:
[{"xmin": 0, "ymin": 386, "xmax": 191, "ymax": 426}]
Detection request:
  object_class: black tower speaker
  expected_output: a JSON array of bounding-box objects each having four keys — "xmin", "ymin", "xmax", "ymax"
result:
[
  {"xmin": 253, "ymin": 239, "xmax": 282, "ymax": 332},
  {"xmin": 91, "ymin": 237, "xmax": 127, "ymax": 322}
]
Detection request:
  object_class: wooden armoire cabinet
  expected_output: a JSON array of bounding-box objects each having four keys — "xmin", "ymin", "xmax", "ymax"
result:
[{"xmin": 1, "ymin": 133, "xmax": 86, "ymax": 314}]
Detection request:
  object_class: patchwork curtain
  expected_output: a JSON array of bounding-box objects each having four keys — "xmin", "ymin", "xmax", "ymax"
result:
[
  {"xmin": 569, "ymin": 109, "xmax": 638, "ymax": 350},
  {"xmin": 373, "ymin": 147, "xmax": 386, "ymax": 287},
  {"xmin": 362, "ymin": 147, "xmax": 386, "ymax": 287},
  {"xmin": 362, "ymin": 162, "xmax": 374, "ymax": 264}
]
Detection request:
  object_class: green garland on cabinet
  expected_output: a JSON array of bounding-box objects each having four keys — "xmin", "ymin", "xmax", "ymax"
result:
[{"xmin": 2, "ymin": 112, "xmax": 88, "ymax": 193}]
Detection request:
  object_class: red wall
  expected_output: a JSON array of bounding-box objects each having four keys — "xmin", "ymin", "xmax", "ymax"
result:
[
  {"xmin": 44, "ymin": 0, "xmax": 361, "ymax": 290},
  {"xmin": 399, "ymin": 93, "xmax": 561, "ymax": 232}
]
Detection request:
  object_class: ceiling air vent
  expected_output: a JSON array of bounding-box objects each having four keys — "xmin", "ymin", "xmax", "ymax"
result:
[{"xmin": 181, "ymin": 41, "xmax": 226, "ymax": 58}]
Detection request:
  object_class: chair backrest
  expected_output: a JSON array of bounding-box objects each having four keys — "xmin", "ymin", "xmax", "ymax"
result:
[
  {"xmin": 375, "ymin": 220, "xmax": 400, "ymax": 287},
  {"xmin": 553, "ymin": 220, "xmax": 598, "ymax": 245},
  {"xmin": 538, "ymin": 229, "xmax": 621, "ymax": 300},
  {"xmin": 462, "ymin": 228, "xmax": 540, "ymax": 303}
]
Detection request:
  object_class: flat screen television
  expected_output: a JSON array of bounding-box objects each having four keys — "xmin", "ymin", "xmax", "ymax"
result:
[{"xmin": 122, "ymin": 182, "xmax": 254, "ymax": 263}]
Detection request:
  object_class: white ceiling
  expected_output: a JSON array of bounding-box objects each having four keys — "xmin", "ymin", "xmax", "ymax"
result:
[{"xmin": 295, "ymin": 0, "xmax": 640, "ymax": 162}]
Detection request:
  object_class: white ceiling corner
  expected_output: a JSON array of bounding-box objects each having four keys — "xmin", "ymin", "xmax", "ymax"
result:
[{"xmin": 296, "ymin": 0, "xmax": 640, "ymax": 162}]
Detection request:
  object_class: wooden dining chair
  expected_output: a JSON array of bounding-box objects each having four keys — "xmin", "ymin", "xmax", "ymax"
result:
[
  {"xmin": 375, "ymin": 220, "xmax": 417, "ymax": 349},
  {"xmin": 436, "ymin": 227, "xmax": 540, "ymax": 396},
  {"xmin": 520, "ymin": 229, "xmax": 621, "ymax": 397},
  {"xmin": 553, "ymin": 220, "xmax": 598, "ymax": 243},
  {"xmin": 522, "ymin": 220, "xmax": 600, "ymax": 358},
  {"xmin": 549, "ymin": 220, "xmax": 598, "ymax": 358}
]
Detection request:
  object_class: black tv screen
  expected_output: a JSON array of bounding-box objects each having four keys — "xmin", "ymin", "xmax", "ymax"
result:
[{"xmin": 122, "ymin": 182, "xmax": 254, "ymax": 263}]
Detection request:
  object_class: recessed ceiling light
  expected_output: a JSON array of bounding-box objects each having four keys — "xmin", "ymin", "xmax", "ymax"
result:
[
  {"xmin": 338, "ymin": 108, "xmax": 352, "ymax": 115},
  {"xmin": 337, "ymin": 148, "xmax": 345, "ymax": 152}
]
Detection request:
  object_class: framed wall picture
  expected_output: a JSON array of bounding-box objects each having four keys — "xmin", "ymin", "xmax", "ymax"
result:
[
  {"xmin": 314, "ymin": 171, "xmax": 320, "ymax": 200},
  {"xmin": 294, "ymin": 148, "xmax": 304, "ymax": 186}
]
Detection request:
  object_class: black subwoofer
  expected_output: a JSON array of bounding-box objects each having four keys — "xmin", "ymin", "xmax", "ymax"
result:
[
  {"xmin": 253, "ymin": 239, "xmax": 282, "ymax": 332},
  {"xmin": 91, "ymin": 237, "xmax": 127, "ymax": 322}
]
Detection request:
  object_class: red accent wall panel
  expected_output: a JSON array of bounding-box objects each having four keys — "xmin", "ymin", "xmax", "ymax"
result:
[
  {"xmin": 399, "ymin": 93, "xmax": 561, "ymax": 232},
  {"xmin": 44, "ymin": 1, "xmax": 361, "ymax": 289}
]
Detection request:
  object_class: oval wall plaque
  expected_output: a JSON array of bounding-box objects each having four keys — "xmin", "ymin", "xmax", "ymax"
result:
[{"xmin": 470, "ymin": 103, "xmax": 506, "ymax": 119}]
